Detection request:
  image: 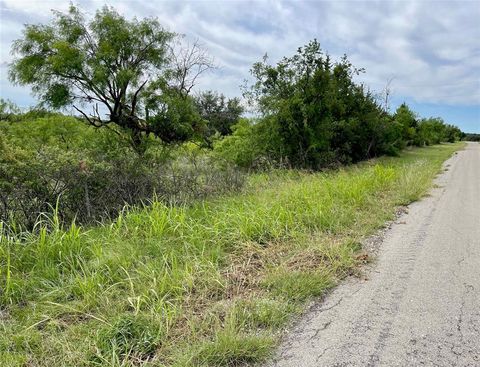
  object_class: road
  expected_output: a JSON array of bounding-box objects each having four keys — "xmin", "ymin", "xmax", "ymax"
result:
[{"xmin": 268, "ymin": 142, "xmax": 480, "ymax": 367}]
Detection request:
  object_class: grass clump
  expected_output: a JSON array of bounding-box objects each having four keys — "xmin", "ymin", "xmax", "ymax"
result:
[
  {"xmin": 186, "ymin": 330, "xmax": 275, "ymax": 367},
  {"xmin": 262, "ymin": 269, "xmax": 333, "ymax": 302},
  {"xmin": 230, "ymin": 298, "xmax": 297, "ymax": 330},
  {"xmin": 92, "ymin": 314, "xmax": 162, "ymax": 365},
  {"xmin": 0, "ymin": 143, "xmax": 462, "ymax": 366}
]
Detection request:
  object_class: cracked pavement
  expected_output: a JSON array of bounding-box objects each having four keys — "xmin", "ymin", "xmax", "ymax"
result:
[{"xmin": 267, "ymin": 143, "xmax": 480, "ymax": 367}]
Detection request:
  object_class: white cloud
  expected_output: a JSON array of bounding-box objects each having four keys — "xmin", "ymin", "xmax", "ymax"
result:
[{"xmin": 1, "ymin": 0, "xmax": 479, "ymax": 107}]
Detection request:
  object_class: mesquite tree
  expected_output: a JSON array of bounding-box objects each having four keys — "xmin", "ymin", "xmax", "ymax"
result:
[{"xmin": 9, "ymin": 5, "xmax": 213, "ymax": 151}]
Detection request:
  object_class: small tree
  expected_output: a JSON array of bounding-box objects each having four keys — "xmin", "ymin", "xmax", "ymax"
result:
[
  {"xmin": 393, "ymin": 103, "xmax": 418, "ymax": 146},
  {"xmin": 194, "ymin": 91, "xmax": 243, "ymax": 147},
  {"xmin": 9, "ymin": 5, "xmax": 213, "ymax": 151}
]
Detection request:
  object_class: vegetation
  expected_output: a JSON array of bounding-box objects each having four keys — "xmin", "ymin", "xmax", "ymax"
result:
[
  {"xmin": 194, "ymin": 91, "xmax": 244, "ymax": 147},
  {"xmin": 215, "ymin": 43, "xmax": 463, "ymax": 169},
  {"xmin": 241, "ymin": 41, "xmax": 395, "ymax": 168},
  {"xmin": 464, "ymin": 133, "xmax": 480, "ymax": 142},
  {"xmin": 9, "ymin": 5, "xmax": 216, "ymax": 151},
  {"xmin": 0, "ymin": 144, "xmax": 462, "ymax": 366},
  {"xmin": 0, "ymin": 114, "xmax": 243, "ymax": 228},
  {"xmin": 0, "ymin": 4, "xmax": 467, "ymax": 366}
]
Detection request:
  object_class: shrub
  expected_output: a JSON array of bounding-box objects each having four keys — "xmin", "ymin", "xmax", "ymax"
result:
[
  {"xmin": 214, "ymin": 117, "xmax": 284, "ymax": 169},
  {"xmin": 0, "ymin": 116, "xmax": 245, "ymax": 229}
]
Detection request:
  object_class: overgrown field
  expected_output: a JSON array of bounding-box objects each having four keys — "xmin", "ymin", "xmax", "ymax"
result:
[{"xmin": 0, "ymin": 143, "xmax": 462, "ymax": 366}]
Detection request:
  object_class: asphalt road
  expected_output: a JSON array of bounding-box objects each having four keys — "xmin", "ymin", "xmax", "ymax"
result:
[{"xmin": 268, "ymin": 142, "xmax": 480, "ymax": 367}]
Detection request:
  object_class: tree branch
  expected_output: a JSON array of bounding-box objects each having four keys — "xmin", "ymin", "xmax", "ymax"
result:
[
  {"xmin": 73, "ymin": 105, "xmax": 103, "ymax": 127},
  {"xmin": 130, "ymin": 80, "xmax": 148, "ymax": 116}
]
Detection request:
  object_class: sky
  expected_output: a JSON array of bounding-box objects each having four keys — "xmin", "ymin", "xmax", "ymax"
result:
[{"xmin": 0, "ymin": 0, "xmax": 479, "ymax": 133}]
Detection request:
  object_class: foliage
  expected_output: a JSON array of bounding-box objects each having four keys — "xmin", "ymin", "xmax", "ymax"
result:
[
  {"xmin": 0, "ymin": 99, "xmax": 21, "ymax": 121},
  {"xmin": 213, "ymin": 117, "xmax": 283, "ymax": 168},
  {"xmin": 393, "ymin": 103, "xmax": 417, "ymax": 147},
  {"xmin": 414, "ymin": 117, "xmax": 463, "ymax": 146},
  {"xmin": 0, "ymin": 99, "xmax": 59, "ymax": 122},
  {"xmin": 9, "ymin": 5, "xmax": 213, "ymax": 150},
  {"xmin": 463, "ymin": 133, "xmax": 480, "ymax": 142},
  {"xmin": 0, "ymin": 144, "xmax": 462, "ymax": 366},
  {"xmin": 225, "ymin": 40, "xmax": 462, "ymax": 170},
  {"xmin": 0, "ymin": 5, "xmax": 468, "ymax": 364},
  {"xmin": 0, "ymin": 115, "xmax": 244, "ymax": 229},
  {"xmin": 242, "ymin": 40, "xmax": 403, "ymax": 168},
  {"xmin": 194, "ymin": 91, "xmax": 244, "ymax": 147}
]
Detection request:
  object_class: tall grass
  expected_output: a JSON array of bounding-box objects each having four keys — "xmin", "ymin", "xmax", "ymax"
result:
[{"xmin": 0, "ymin": 143, "xmax": 462, "ymax": 366}]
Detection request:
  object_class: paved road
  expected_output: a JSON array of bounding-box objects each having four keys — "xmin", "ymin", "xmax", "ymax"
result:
[{"xmin": 268, "ymin": 143, "xmax": 480, "ymax": 367}]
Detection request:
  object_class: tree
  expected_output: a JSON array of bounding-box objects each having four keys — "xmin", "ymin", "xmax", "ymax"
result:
[
  {"xmin": 244, "ymin": 40, "xmax": 390, "ymax": 168},
  {"xmin": 393, "ymin": 103, "xmax": 417, "ymax": 146},
  {"xmin": 9, "ymin": 5, "xmax": 213, "ymax": 151},
  {"xmin": 194, "ymin": 91, "xmax": 243, "ymax": 147}
]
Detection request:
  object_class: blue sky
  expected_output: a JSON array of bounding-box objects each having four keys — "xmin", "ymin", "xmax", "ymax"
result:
[{"xmin": 1, "ymin": 0, "xmax": 479, "ymax": 132}]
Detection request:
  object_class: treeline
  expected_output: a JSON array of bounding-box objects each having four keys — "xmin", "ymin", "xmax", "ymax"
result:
[
  {"xmin": 464, "ymin": 133, "xmax": 480, "ymax": 142},
  {"xmin": 216, "ymin": 40, "xmax": 463, "ymax": 169},
  {"xmin": 1, "ymin": 6, "xmax": 464, "ymax": 229}
]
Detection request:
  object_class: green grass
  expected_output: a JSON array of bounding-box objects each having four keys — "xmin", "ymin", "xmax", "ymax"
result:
[{"xmin": 0, "ymin": 143, "xmax": 463, "ymax": 366}]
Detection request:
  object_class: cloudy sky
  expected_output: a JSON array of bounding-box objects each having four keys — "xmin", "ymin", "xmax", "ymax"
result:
[{"xmin": 1, "ymin": 0, "xmax": 479, "ymax": 132}]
